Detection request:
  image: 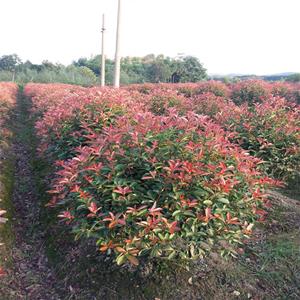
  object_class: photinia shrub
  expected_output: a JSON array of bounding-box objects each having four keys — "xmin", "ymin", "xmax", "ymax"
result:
[
  {"xmin": 0, "ymin": 82, "xmax": 17, "ymax": 276},
  {"xmin": 271, "ymin": 82, "xmax": 300, "ymax": 105},
  {"xmin": 143, "ymin": 89, "xmax": 189, "ymax": 115},
  {"xmin": 26, "ymin": 81, "xmax": 299, "ymax": 268},
  {"xmin": 48, "ymin": 111, "xmax": 277, "ymax": 265},
  {"xmin": 230, "ymin": 80, "xmax": 271, "ymax": 105},
  {"xmin": 222, "ymin": 97, "xmax": 300, "ymax": 180},
  {"xmin": 195, "ymin": 81, "xmax": 230, "ymax": 97},
  {"xmin": 0, "ymin": 82, "xmax": 17, "ymax": 142},
  {"xmin": 189, "ymin": 92, "xmax": 236, "ymax": 119}
]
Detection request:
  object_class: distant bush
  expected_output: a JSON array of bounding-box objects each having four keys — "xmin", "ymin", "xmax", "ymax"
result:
[
  {"xmin": 144, "ymin": 89, "xmax": 189, "ymax": 115},
  {"xmin": 190, "ymin": 92, "xmax": 235, "ymax": 118},
  {"xmin": 196, "ymin": 81, "xmax": 230, "ymax": 97},
  {"xmin": 231, "ymin": 80, "xmax": 271, "ymax": 105},
  {"xmin": 222, "ymin": 97, "xmax": 300, "ymax": 181}
]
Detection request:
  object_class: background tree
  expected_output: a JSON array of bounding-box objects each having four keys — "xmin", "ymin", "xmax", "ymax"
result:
[
  {"xmin": 286, "ymin": 73, "xmax": 300, "ymax": 83},
  {"xmin": 0, "ymin": 54, "xmax": 21, "ymax": 71},
  {"xmin": 0, "ymin": 53, "xmax": 208, "ymax": 85},
  {"xmin": 171, "ymin": 56, "xmax": 207, "ymax": 83}
]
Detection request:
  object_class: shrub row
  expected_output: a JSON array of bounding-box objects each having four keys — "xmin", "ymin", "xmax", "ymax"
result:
[
  {"xmin": 0, "ymin": 82, "xmax": 18, "ymax": 276},
  {"xmin": 24, "ymin": 82, "xmax": 293, "ymax": 266}
]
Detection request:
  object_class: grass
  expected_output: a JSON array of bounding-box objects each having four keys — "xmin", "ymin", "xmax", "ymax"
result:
[
  {"xmin": 0, "ymin": 107, "xmax": 15, "ymax": 270},
  {"xmin": 0, "ymin": 153, "xmax": 15, "ymax": 269},
  {"xmin": 241, "ymin": 231, "xmax": 300, "ymax": 298}
]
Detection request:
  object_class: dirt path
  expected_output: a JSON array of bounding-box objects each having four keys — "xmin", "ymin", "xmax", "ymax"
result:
[{"xmin": 0, "ymin": 91, "xmax": 64, "ymax": 299}]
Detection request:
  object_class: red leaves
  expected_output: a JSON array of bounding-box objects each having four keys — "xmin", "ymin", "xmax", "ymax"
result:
[
  {"xmin": 126, "ymin": 205, "xmax": 147, "ymax": 215},
  {"xmin": 0, "ymin": 83, "xmax": 17, "ymax": 112},
  {"xmin": 113, "ymin": 186, "xmax": 132, "ymax": 197},
  {"xmin": 88, "ymin": 202, "xmax": 99, "ymax": 214},
  {"xmin": 87, "ymin": 202, "xmax": 101, "ymax": 218},
  {"xmin": 252, "ymin": 188, "xmax": 266, "ymax": 199},
  {"xmin": 0, "ymin": 267, "xmax": 6, "ymax": 277},
  {"xmin": 58, "ymin": 211, "xmax": 74, "ymax": 224},
  {"xmin": 58, "ymin": 211, "xmax": 74, "ymax": 219},
  {"xmin": 148, "ymin": 202, "xmax": 163, "ymax": 217},
  {"xmin": 163, "ymin": 160, "xmax": 181, "ymax": 173},
  {"xmin": 197, "ymin": 208, "xmax": 215, "ymax": 223},
  {"xmin": 253, "ymin": 207, "xmax": 268, "ymax": 221},
  {"xmin": 242, "ymin": 222, "xmax": 254, "ymax": 235},
  {"xmin": 103, "ymin": 212, "xmax": 126, "ymax": 229},
  {"xmin": 180, "ymin": 196, "xmax": 198, "ymax": 208},
  {"xmin": 127, "ymin": 255, "xmax": 139, "ymax": 266},
  {"xmin": 225, "ymin": 212, "xmax": 240, "ymax": 225},
  {"xmin": 85, "ymin": 162, "xmax": 103, "ymax": 173},
  {"xmin": 162, "ymin": 218, "xmax": 180, "ymax": 234},
  {"xmin": 100, "ymin": 240, "xmax": 119, "ymax": 252},
  {"xmin": 142, "ymin": 170, "xmax": 157, "ymax": 180}
]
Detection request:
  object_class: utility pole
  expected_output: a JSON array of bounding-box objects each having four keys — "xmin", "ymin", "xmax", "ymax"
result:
[
  {"xmin": 113, "ymin": 0, "xmax": 122, "ymax": 88},
  {"xmin": 101, "ymin": 14, "xmax": 106, "ymax": 87}
]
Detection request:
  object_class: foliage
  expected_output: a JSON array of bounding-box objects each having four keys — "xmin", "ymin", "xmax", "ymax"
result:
[
  {"xmin": 231, "ymin": 80, "xmax": 272, "ymax": 105},
  {"xmin": 286, "ymin": 73, "xmax": 300, "ymax": 83},
  {"xmin": 0, "ymin": 82, "xmax": 18, "ymax": 141},
  {"xmin": 220, "ymin": 97, "xmax": 300, "ymax": 180},
  {"xmin": 73, "ymin": 54, "xmax": 207, "ymax": 85},
  {"xmin": 0, "ymin": 54, "xmax": 21, "ymax": 72},
  {"xmin": 0, "ymin": 81, "xmax": 17, "ymax": 276},
  {"xmin": 171, "ymin": 56, "xmax": 207, "ymax": 83},
  {"xmin": 143, "ymin": 89, "xmax": 189, "ymax": 115},
  {"xmin": 0, "ymin": 53, "xmax": 207, "ymax": 86},
  {"xmin": 25, "ymin": 82, "xmax": 289, "ymax": 267},
  {"xmin": 48, "ymin": 111, "xmax": 275, "ymax": 265},
  {"xmin": 189, "ymin": 92, "xmax": 235, "ymax": 118}
]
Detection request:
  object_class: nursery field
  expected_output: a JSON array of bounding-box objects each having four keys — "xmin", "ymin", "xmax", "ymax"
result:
[{"xmin": 0, "ymin": 80, "xmax": 299, "ymax": 299}]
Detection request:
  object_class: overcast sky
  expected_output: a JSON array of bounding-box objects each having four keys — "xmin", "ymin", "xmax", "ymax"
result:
[{"xmin": 0, "ymin": 0, "xmax": 299, "ymax": 75}]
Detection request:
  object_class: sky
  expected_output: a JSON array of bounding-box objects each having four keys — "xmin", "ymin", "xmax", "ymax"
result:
[{"xmin": 0, "ymin": 0, "xmax": 299, "ymax": 75}]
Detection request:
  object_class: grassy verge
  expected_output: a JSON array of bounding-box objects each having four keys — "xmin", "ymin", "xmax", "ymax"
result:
[
  {"xmin": 0, "ymin": 149, "xmax": 15, "ymax": 270},
  {"xmin": 0, "ymin": 103, "xmax": 15, "ymax": 272}
]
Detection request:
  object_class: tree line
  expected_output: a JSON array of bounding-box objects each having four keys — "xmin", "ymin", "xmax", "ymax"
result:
[{"xmin": 0, "ymin": 54, "xmax": 208, "ymax": 86}]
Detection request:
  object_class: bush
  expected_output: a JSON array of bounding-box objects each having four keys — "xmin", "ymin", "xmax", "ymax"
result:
[
  {"xmin": 48, "ymin": 111, "xmax": 276, "ymax": 265},
  {"xmin": 143, "ymin": 89, "xmax": 189, "ymax": 115},
  {"xmin": 0, "ymin": 82, "xmax": 17, "ymax": 142},
  {"xmin": 0, "ymin": 82, "xmax": 17, "ymax": 275},
  {"xmin": 190, "ymin": 92, "xmax": 236, "ymax": 118},
  {"xmin": 231, "ymin": 80, "xmax": 271, "ymax": 105},
  {"xmin": 195, "ymin": 81, "xmax": 230, "ymax": 97},
  {"xmin": 221, "ymin": 97, "xmax": 300, "ymax": 181},
  {"xmin": 271, "ymin": 82, "xmax": 300, "ymax": 105}
]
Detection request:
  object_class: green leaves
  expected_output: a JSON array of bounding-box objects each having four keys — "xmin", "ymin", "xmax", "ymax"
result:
[{"xmin": 218, "ymin": 198, "xmax": 230, "ymax": 205}]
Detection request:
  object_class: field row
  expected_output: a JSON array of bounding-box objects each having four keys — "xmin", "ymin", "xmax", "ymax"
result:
[
  {"xmin": 23, "ymin": 80, "xmax": 300, "ymax": 266},
  {"xmin": 0, "ymin": 82, "xmax": 18, "ymax": 276}
]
